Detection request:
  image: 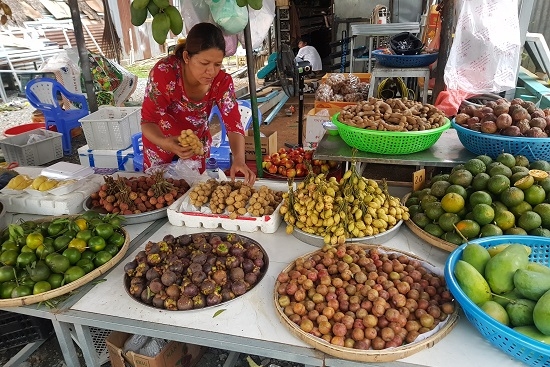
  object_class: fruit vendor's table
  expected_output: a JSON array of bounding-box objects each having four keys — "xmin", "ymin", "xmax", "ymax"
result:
[
  {"xmin": 52, "ymin": 220, "xmax": 527, "ymax": 367},
  {"xmin": 314, "ymin": 128, "xmax": 476, "ymax": 168}
]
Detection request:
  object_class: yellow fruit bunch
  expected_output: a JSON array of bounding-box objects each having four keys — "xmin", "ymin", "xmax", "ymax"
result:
[
  {"xmin": 31, "ymin": 175, "xmax": 60, "ymax": 191},
  {"xmin": 6, "ymin": 174, "xmax": 33, "ymax": 190},
  {"xmin": 178, "ymin": 129, "xmax": 204, "ymax": 156},
  {"xmin": 236, "ymin": 0, "xmax": 263, "ymax": 10},
  {"xmin": 130, "ymin": 0, "xmax": 183, "ymax": 45}
]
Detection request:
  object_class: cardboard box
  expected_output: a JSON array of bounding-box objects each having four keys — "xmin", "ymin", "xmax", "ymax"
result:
[
  {"xmin": 303, "ymin": 108, "xmax": 341, "ymax": 149},
  {"xmin": 106, "ymin": 331, "xmax": 203, "ymax": 367},
  {"xmin": 78, "ymin": 144, "xmax": 135, "ymax": 171},
  {"xmin": 244, "ymin": 131, "xmax": 277, "ymax": 160}
]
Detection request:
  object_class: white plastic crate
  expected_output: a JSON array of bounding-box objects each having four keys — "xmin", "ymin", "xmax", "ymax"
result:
[
  {"xmin": 0, "ymin": 129, "xmax": 63, "ymax": 166},
  {"xmin": 79, "ymin": 107, "xmax": 141, "ymax": 150}
]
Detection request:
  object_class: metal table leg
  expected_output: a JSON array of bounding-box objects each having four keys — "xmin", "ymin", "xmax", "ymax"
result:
[
  {"xmin": 52, "ymin": 320, "xmax": 82, "ymax": 367},
  {"xmin": 3, "ymin": 340, "xmax": 46, "ymax": 367}
]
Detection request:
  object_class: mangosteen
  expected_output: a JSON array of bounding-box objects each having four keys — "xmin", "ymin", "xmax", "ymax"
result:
[
  {"xmin": 129, "ymin": 282, "xmax": 145, "ymax": 297},
  {"xmin": 200, "ymin": 279, "xmax": 217, "ymax": 295},
  {"xmin": 212, "ymin": 269, "xmax": 227, "ymax": 285},
  {"xmin": 146, "ymin": 242, "xmax": 161, "ymax": 254},
  {"xmin": 161, "ymin": 270, "xmax": 177, "ymax": 287},
  {"xmin": 140, "ymin": 288, "xmax": 154, "ymax": 304},
  {"xmin": 165, "ymin": 253, "xmax": 179, "ymax": 264},
  {"xmin": 206, "ymin": 254, "xmax": 217, "ymax": 266},
  {"xmin": 245, "ymin": 245, "xmax": 263, "ymax": 260},
  {"xmin": 158, "ymin": 241, "xmax": 170, "ymax": 253},
  {"xmin": 152, "ymin": 294, "xmax": 165, "ymax": 308},
  {"xmin": 191, "ymin": 271, "xmax": 207, "ymax": 284},
  {"xmin": 168, "ymin": 260, "xmax": 184, "ymax": 274},
  {"xmin": 244, "ymin": 272, "xmax": 258, "ymax": 286},
  {"xmin": 196, "ymin": 242, "xmax": 212, "ymax": 253},
  {"xmin": 177, "ymin": 235, "xmax": 192, "ymax": 246},
  {"xmin": 149, "ymin": 278, "xmax": 164, "ymax": 294},
  {"xmin": 209, "ymin": 235, "xmax": 223, "ymax": 246},
  {"xmin": 177, "ymin": 296, "xmax": 194, "ymax": 310},
  {"xmin": 253, "ymin": 258, "xmax": 264, "ymax": 268},
  {"xmin": 145, "ymin": 267, "xmax": 161, "ymax": 281},
  {"xmin": 202, "ymin": 263, "xmax": 213, "ymax": 274},
  {"xmin": 231, "ymin": 279, "xmax": 247, "ymax": 296},
  {"xmin": 191, "ymin": 252, "xmax": 207, "ymax": 265},
  {"xmin": 213, "ymin": 242, "xmax": 229, "ymax": 256},
  {"xmin": 230, "ymin": 267, "xmax": 244, "ymax": 282},
  {"xmin": 188, "ymin": 262, "xmax": 203, "ymax": 275},
  {"xmin": 135, "ymin": 250, "xmax": 147, "ymax": 264},
  {"xmin": 183, "ymin": 283, "xmax": 199, "ymax": 297},
  {"xmin": 225, "ymin": 233, "xmax": 240, "ymax": 244},
  {"xmin": 215, "ymin": 257, "xmax": 227, "ymax": 270},
  {"xmin": 229, "ymin": 243, "xmax": 245, "ymax": 257},
  {"xmin": 164, "ymin": 297, "xmax": 178, "ymax": 310},
  {"xmin": 242, "ymin": 258, "xmax": 255, "ymax": 274},
  {"xmin": 174, "ymin": 247, "xmax": 189, "ymax": 259},
  {"xmin": 193, "ymin": 294, "xmax": 206, "ymax": 308},
  {"xmin": 163, "ymin": 234, "xmax": 175, "ymax": 244},
  {"xmin": 134, "ymin": 262, "xmax": 150, "ymax": 277},
  {"xmin": 206, "ymin": 291, "xmax": 223, "ymax": 306},
  {"xmin": 191, "ymin": 233, "xmax": 206, "ymax": 244},
  {"xmin": 166, "ymin": 284, "xmax": 181, "ymax": 299},
  {"xmin": 130, "ymin": 277, "xmax": 144, "ymax": 286},
  {"xmin": 180, "ymin": 257, "xmax": 191, "ymax": 270},
  {"xmin": 221, "ymin": 288, "xmax": 235, "ymax": 302},
  {"xmin": 225, "ymin": 256, "xmax": 241, "ymax": 269},
  {"xmin": 147, "ymin": 253, "xmax": 161, "ymax": 266},
  {"xmin": 124, "ymin": 260, "xmax": 137, "ymax": 276}
]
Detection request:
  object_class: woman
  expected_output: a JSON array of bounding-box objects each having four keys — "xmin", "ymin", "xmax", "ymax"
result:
[{"xmin": 141, "ymin": 22, "xmax": 256, "ymax": 185}]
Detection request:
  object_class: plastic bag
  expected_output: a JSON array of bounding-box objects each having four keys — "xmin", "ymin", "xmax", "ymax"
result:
[
  {"xmin": 208, "ymin": 0, "xmax": 248, "ymax": 35},
  {"xmin": 224, "ymin": 32, "xmax": 238, "ymax": 56},
  {"xmin": 241, "ymin": 0, "xmax": 275, "ymax": 49},
  {"xmin": 145, "ymin": 160, "xmax": 202, "ymax": 186},
  {"xmin": 182, "ymin": 0, "xmax": 213, "ymax": 34},
  {"xmin": 443, "ymin": 0, "xmax": 521, "ymax": 114},
  {"xmin": 123, "ymin": 334, "xmax": 150, "ymax": 353}
]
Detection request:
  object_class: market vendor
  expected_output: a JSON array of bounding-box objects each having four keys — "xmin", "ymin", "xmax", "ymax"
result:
[{"xmin": 140, "ymin": 22, "xmax": 256, "ymax": 185}]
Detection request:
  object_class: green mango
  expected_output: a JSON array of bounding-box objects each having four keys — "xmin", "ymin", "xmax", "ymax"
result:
[
  {"xmin": 462, "ymin": 243, "xmax": 491, "ymax": 275},
  {"xmin": 236, "ymin": 0, "xmax": 248, "ymax": 7},
  {"xmin": 147, "ymin": 1, "xmax": 160, "ymax": 16},
  {"xmin": 151, "ymin": 13, "xmax": 170, "ymax": 45},
  {"xmin": 492, "ymin": 288, "xmax": 521, "ymax": 308},
  {"xmin": 506, "ymin": 298, "xmax": 536, "ymax": 327},
  {"xmin": 248, "ymin": 0, "xmax": 263, "ymax": 10},
  {"xmin": 514, "ymin": 269, "xmax": 550, "ymax": 301},
  {"xmin": 513, "ymin": 325, "xmax": 550, "ymax": 344},
  {"xmin": 527, "ymin": 262, "xmax": 550, "ymax": 275},
  {"xmin": 164, "ymin": 5, "xmax": 183, "ymax": 35},
  {"xmin": 534, "ymin": 289, "xmax": 550, "ymax": 335},
  {"xmin": 485, "ymin": 244, "xmax": 529, "ymax": 294},
  {"xmin": 152, "ymin": 0, "xmax": 169, "ymax": 9},
  {"xmin": 130, "ymin": 1, "xmax": 148, "ymax": 27},
  {"xmin": 454, "ymin": 260, "xmax": 492, "ymax": 305},
  {"xmin": 131, "ymin": 0, "xmax": 149, "ymax": 10},
  {"xmin": 480, "ymin": 300, "xmax": 509, "ymax": 325}
]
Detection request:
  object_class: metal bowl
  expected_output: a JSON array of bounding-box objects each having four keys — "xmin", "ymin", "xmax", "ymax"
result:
[
  {"xmin": 123, "ymin": 231, "xmax": 270, "ymax": 311},
  {"xmin": 83, "ymin": 197, "xmax": 167, "ymax": 225},
  {"xmin": 291, "ymin": 219, "xmax": 404, "ymax": 247}
]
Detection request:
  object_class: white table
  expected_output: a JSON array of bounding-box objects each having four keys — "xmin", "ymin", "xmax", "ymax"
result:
[{"xmin": 55, "ymin": 221, "xmax": 526, "ymax": 367}]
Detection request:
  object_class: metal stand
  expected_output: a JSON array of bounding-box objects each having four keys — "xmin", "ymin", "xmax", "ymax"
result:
[
  {"xmin": 285, "ymin": 61, "xmax": 311, "ymax": 148},
  {"xmin": 368, "ymin": 63, "xmax": 431, "ymax": 103}
]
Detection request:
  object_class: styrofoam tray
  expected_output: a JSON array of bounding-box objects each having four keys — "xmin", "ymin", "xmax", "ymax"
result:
[
  {"xmin": 41, "ymin": 162, "xmax": 94, "ymax": 180},
  {"xmin": 167, "ymin": 179, "xmax": 293, "ymax": 233}
]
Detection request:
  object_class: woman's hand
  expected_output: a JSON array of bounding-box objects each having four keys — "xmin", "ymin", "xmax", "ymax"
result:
[
  {"xmin": 230, "ymin": 161, "xmax": 256, "ymax": 186},
  {"xmin": 161, "ymin": 136, "xmax": 195, "ymax": 160}
]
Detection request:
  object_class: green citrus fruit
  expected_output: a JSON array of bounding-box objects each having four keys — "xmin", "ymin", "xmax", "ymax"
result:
[
  {"xmin": 0, "ymin": 281, "xmax": 17, "ymax": 299},
  {"xmin": 441, "ymin": 231, "xmax": 464, "ymax": 245},
  {"xmin": 64, "ymin": 266, "xmax": 86, "ymax": 283},
  {"xmin": 93, "ymin": 251, "xmax": 113, "ymax": 267},
  {"xmin": 504, "ymin": 227, "xmax": 528, "ymax": 235},
  {"xmin": 47, "ymin": 273, "xmax": 64, "ymax": 289},
  {"xmin": 412, "ymin": 212, "xmax": 431, "ymax": 228},
  {"xmin": 108, "ymin": 232, "xmax": 126, "ymax": 248},
  {"xmin": 487, "ymin": 174, "xmax": 511, "ymax": 195},
  {"xmin": 47, "ymin": 254, "xmax": 71, "ymax": 274},
  {"xmin": 424, "ymin": 201, "xmax": 445, "ymax": 221},
  {"xmin": 0, "ymin": 265, "xmax": 16, "ymax": 282},
  {"xmin": 472, "ymin": 204, "xmax": 495, "ymax": 226},
  {"xmin": 480, "ymin": 223, "xmax": 503, "ymax": 237},
  {"xmin": 33, "ymin": 281, "xmax": 52, "ymax": 295},
  {"xmin": 11, "ymin": 285, "xmax": 32, "ymax": 298},
  {"xmin": 25, "ymin": 232, "xmax": 43, "ymax": 250},
  {"xmin": 441, "ymin": 193, "xmax": 465, "ymax": 214},
  {"xmin": 451, "ymin": 164, "xmax": 465, "ymax": 173},
  {"xmin": 533, "ymin": 203, "xmax": 550, "ymax": 228},
  {"xmin": 513, "ymin": 174, "xmax": 534, "ymax": 189},
  {"xmin": 496, "ymin": 152, "xmax": 517, "ymax": 168},
  {"xmin": 429, "ymin": 181, "xmax": 451, "ymax": 198},
  {"xmin": 424, "ymin": 223, "xmax": 444, "ymax": 238},
  {"xmin": 0, "ymin": 250, "xmax": 19, "ymax": 266},
  {"xmin": 509, "ymin": 201, "xmax": 533, "ymax": 217},
  {"xmin": 76, "ymin": 229, "xmax": 93, "ymax": 242},
  {"xmin": 489, "ymin": 163, "xmax": 513, "ymax": 178},
  {"xmin": 529, "ymin": 227, "xmax": 550, "ymax": 237},
  {"xmin": 515, "ymin": 155, "xmax": 530, "ymax": 167},
  {"xmin": 471, "ymin": 173, "xmax": 491, "ymax": 191},
  {"xmin": 517, "ymin": 211, "xmax": 542, "ymax": 232},
  {"xmin": 88, "ymin": 236, "xmax": 107, "ymax": 253},
  {"xmin": 500, "ymin": 187, "xmax": 525, "ymax": 207},
  {"xmin": 476, "ymin": 155, "xmax": 493, "ymax": 166},
  {"xmin": 455, "ymin": 219, "xmax": 481, "ymax": 239},
  {"xmin": 408, "ymin": 204, "xmax": 423, "ymax": 217},
  {"xmin": 494, "ymin": 210, "xmax": 516, "ymax": 231},
  {"xmin": 53, "ymin": 235, "xmax": 72, "ymax": 252},
  {"xmin": 103, "ymin": 243, "xmax": 119, "ymax": 257},
  {"xmin": 445, "ymin": 184, "xmax": 468, "ymax": 199},
  {"xmin": 449, "ymin": 169, "xmax": 474, "ymax": 187},
  {"xmin": 94, "ymin": 223, "xmax": 114, "ymax": 240},
  {"xmin": 469, "ymin": 191, "xmax": 493, "ymax": 207},
  {"xmin": 62, "ymin": 247, "xmax": 82, "ymax": 265},
  {"xmin": 529, "ymin": 160, "xmax": 550, "ymax": 171},
  {"xmin": 27, "ymin": 261, "xmax": 51, "ymax": 282},
  {"xmin": 429, "ymin": 174, "xmax": 450, "ymax": 185},
  {"xmin": 464, "ymin": 158, "xmax": 487, "ymax": 175},
  {"xmin": 524, "ymin": 185, "xmax": 546, "ymax": 206},
  {"xmin": 438, "ymin": 212, "xmax": 461, "ymax": 232},
  {"xmin": 76, "ymin": 259, "xmax": 94, "ymax": 274},
  {"xmin": 16, "ymin": 252, "xmax": 37, "ymax": 269}
]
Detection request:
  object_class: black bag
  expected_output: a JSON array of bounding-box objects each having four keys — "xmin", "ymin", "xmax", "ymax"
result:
[{"xmin": 390, "ymin": 32, "xmax": 424, "ymax": 55}]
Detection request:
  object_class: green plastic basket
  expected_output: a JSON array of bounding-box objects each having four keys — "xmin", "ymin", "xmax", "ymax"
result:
[{"xmin": 331, "ymin": 113, "xmax": 451, "ymax": 155}]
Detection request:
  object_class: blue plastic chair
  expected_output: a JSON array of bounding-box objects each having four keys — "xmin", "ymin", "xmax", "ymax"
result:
[
  {"xmin": 25, "ymin": 77, "xmax": 89, "ymax": 155},
  {"xmin": 132, "ymin": 132, "xmax": 143, "ymax": 172},
  {"xmin": 209, "ymin": 99, "xmax": 261, "ymax": 170}
]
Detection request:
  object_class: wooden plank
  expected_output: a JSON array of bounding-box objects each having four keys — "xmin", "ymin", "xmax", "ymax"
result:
[
  {"xmin": 85, "ymin": 0, "xmax": 103, "ymax": 13},
  {"xmin": 39, "ymin": 0, "xmax": 71, "ymax": 19}
]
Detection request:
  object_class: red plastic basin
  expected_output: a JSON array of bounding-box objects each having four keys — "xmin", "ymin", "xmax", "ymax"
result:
[{"xmin": 3, "ymin": 123, "xmax": 55, "ymax": 137}]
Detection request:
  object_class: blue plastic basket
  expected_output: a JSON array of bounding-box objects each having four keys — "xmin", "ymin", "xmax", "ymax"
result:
[
  {"xmin": 444, "ymin": 235, "xmax": 550, "ymax": 367},
  {"xmin": 371, "ymin": 50, "xmax": 439, "ymax": 68},
  {"xmin": 452, "ymin": 120, "xmax": 550, "ymax": 162}
]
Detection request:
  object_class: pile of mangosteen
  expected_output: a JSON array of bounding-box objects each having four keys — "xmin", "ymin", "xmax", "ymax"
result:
[{"xmin": 124, "ymin": 232, "xmax": 268, "ymax": 310}]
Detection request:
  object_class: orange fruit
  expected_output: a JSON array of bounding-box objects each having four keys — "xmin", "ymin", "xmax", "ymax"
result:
[{"xmin": 441, "ymin": 193, "xmax": 465, "ymax": 214}]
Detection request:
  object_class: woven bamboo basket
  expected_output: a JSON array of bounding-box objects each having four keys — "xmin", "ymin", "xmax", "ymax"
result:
[
  {"xmin": 274, "ymin": 244, "xmax": 459, "ymax": 362},
  {"xmin": 401, "ymin": 193, "xmax": 458, "ymax": 252},
  {"xmin": 0, "ymin": 215, "xmax": 130, "ymax": 307}
]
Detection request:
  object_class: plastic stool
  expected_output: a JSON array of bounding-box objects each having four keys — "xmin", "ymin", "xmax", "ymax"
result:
[{"xmin": 132, "ymin": 133, "xmax": 143, "ymax": 172}]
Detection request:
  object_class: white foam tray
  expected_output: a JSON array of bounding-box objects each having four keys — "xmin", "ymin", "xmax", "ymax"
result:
[
  {"xmin": 167, "ymin": 179, "xmax": 293, "ymax": 233},
  {"xmin": 0, "ymin": 174, "xmax": 103, "ymax": 215}
]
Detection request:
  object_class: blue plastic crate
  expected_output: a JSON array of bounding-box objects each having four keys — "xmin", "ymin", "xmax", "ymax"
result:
[
  {"xmin": 444, "ymin": 235, "xmax": 550, "ymax": 367},
  {"xmin": 371, "ymin": 50, "xmax": 439, "ymax": 68}
]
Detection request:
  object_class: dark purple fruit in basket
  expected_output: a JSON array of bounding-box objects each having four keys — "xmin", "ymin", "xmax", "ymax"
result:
[
  {"xmin": 229, "ymin": 243, "xmax": 245, "ymax": 257},
  {"xmin": 180, "ymin": 257, "xmax": 191, "ymax": 270},
  {"xmin": 253, "ymin": 258, "xmax": 264, "ymax": 268},
  {"xmin": 135, "ymin": 250, "xmax": 147, "ymax": 264},
  {"xmin": 164, "ymin": 297, "xmax": 178, "ymax": 310},
  {"xmin": 191, "ymin": 252, "xmax": 207, "ymax": 265},
  {"xmin": 206, "ymin": 291, "xmax": 223, "ymax": 306},
  {"xmin": 193, "ymin": 294, "xmax": 206, "ymax": 308},
  {"xmin": 530, "ymin": 117, "xmax": 547, "ymax": 130},
  {"xmin": 215, "ymin": 257, "xmax": 227, "ymax": 270},
  {"xmin": 147, "ymin": 253, "xmax": 161, "ymax": 266},
  {"xmin": 187, "ymin": 262, "xmax": 202, "ymax": 275},
  {"xmin": 130, "ymin": 277, "xmax": 144, "ymax": 286},
  {"xmin": 202, "ymin": 262, "xmax": 213, "ymax": 275},
  {"xmin": 141, "ymin": 288, "xmax": 154, "ymax": 304},
  {"xmin": 231, "ymin": 280, "xmax": 248, "ymax": 296},
  {"xmin": 244, "ymin": 272, "xmax": 258, "ymax": 286},
  {"xmin": 209, "ymin": 235, "xmax": 223, "ymax": 246},
  {"xmin": 246, "ymin": 245, "xmax": 263, "ymax": 260},
  {"xmin": 225, "ymin": 233, "xmax": 241, "ymax": 244},
  {"xmin": 196, "ymin": 242, "xmax": 212, "ymax": 253},
  {"xmin": 213, "ymin": 242, "xmax": 229, "ymax": 256},
  {"xmin": 129, "ymin": 282, "xmax": 145, "ymax": 297},
  {"xmin": 182, "ymin": 283, "xmax": 199, "ymax": 297},
  {"xmin": 177, "ymin": 295, "xmax": 194, "ymax": 310},
  {"xmin": 161, "ymin": 270, "xmax": 177, "ymax": 286},
  {"xmin": 124, "ymin": 260, "xmax": 137, "ymax": 276},
  {"xmin": 149, "ymin": 278, "xmax": 164, "ymax": 294},
  {"xmin": 146, "ymin": 242, "xmax": 160, "ymax": 255},
  {"xmin": 134, "ymin": 262, "xmax": 150, "ymax": 277},
  {"xmin": 225, "ymin": 256, "xmax": 241, "ymax": 269},
  {"xmin": 146, "ymin": 267, "xmax": 161, "ymax": 281},
  {"xmin": 174, "ymin": 246, "xmax": 190, "ymax": 259},
  {"xmin": 496, "ymin": 113, "xmax": 513, "ymax": 130},
  {"xmin": 200, "ymin": 279, "xmax": 216, "ymax": 295},
  {"xmin": 166, "ymin": 284, "xmax": 181, "ymax": 299},
  {"xmin": 206, "ymin": 254, "xmax": 217, "ymax": 266},
  {"xmin": 177, "ymin": 235, "xmax": 191, "ymax": 246},
  {"xmin": 221, "ymin": 288, "xmax": 235, "ymax": 302},
  {"xmin": 165, "ymin": 253, "xmax": 179, "ymax": 265},
  {"xmin": 503, "ymin": 125, "xmax": 522, "ymax": 137},
  {"xmin": 152, "ymin": 294, "xmax": 165, "ymax": 308},
  {"xmin": 191, "ymin": 271, "xmax": 207, "ymax": 284},
  {"xmin": 162, "ymin": 234, "xmax": 175, "ymax": 244},
  {"xmin": 212, "ymin": 269, "xmax": 227, "ymax": 286},
  {"xmin": 516, "ymin": 119, "xmax": 531, "ymax": 134},
  {"xmin": 168, "ymin": 260, "xmax": 184, "ymax": 274},
  {"xmin": 230, "ymin": 267, "xmax": 245, "ymax": 282},
  {"xmin": 191, "ymin": 233, "xmax": 206, "ymax": 244},
  {"xmin": 242, "ymin": 258, "xmax": 255, "ymax": 274}
]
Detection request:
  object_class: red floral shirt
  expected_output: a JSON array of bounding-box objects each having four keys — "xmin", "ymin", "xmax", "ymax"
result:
[{"xmin": 141, "ymin": 54, "xmax": 243, "ymax": 169}]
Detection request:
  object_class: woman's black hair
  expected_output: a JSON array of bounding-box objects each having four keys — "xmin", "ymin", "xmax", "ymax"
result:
[{"xmin": 174, "ymin": 22, "xmax": 226, "ymax": 59}]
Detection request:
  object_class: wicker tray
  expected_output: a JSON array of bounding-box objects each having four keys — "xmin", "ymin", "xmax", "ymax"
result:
[
  {"xmin": 401, "ymin": 193, "xmax": 457, "ymax": 252},
  {"xmin": 274, "ymin": 244, "xmax": 459, "ymax": 362},
  {"xmin": 0, "ymin": 215, "xmax": 130, "ymax": 307}
]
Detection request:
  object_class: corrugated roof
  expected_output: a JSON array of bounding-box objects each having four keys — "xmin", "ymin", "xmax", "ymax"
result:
[{"xmin": 3, "ymin": 0, "xmax": 102, "ymax": 26}]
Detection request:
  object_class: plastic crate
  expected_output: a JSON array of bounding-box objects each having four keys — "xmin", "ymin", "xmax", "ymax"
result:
[
  {"xmin": 444, "ymin": 236, "xmax": 550, "ymax": 367},
  {"xmin": 0, "ymin": 128, "xmax": 63, "ymax": 166},
  {"xmin": 0, "ymin": 311, "xmax": 54, "ymax": 351},
  {"xmin": 79, "ymin": 107, "xmax": 141, "ymax": 150}
]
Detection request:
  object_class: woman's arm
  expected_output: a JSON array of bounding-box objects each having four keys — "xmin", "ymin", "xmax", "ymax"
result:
[{"xmin": 142, "ymin": 122, "xmax": 194, "ymax": 160}]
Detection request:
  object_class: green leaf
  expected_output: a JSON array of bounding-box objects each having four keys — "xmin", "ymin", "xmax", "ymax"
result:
[{"xmin": 212, "ymin": 309, "xmax": 226, "ymax": 318}]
